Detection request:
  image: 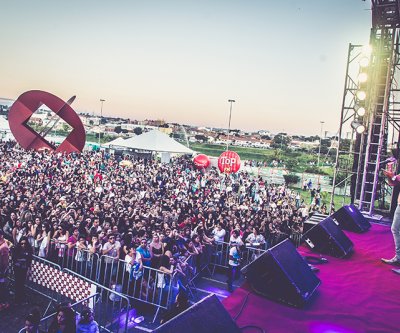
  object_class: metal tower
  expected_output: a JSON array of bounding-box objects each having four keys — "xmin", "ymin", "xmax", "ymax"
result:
[{"xmin": 331, "ymin": 0, "xmax": 400, "ymax": 216}]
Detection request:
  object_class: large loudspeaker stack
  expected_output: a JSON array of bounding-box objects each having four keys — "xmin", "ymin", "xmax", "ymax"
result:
[
  {"xmin": 303, "ymin": 212, "xmax": 328, "ymax": 233},
  {"xmin": 332, "ymin": 204, "xmax": 371, "ymax": 233},
  {"xmin": 303, "ymin": 216, "xmax": 354, "ymax": 258},
  {"xmin": 154, "ymin": 294, "xmax": 241, "ymax": 333},
  {"xmin": 241, "ymin": 239, "xmax": 321, "ymax": 308}
]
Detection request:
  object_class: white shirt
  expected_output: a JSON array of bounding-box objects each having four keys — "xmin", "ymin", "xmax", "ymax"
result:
[
  {"xmin": 124, "ymin": 252, "xmax": 142, "ymax": 273},
  {"xmin": 212, "ymin": 228, "xmax": 226, "ymax": 243},
  {"xmin": 229, "ymin": 246, "xmax": 240, "ymax": 267}
]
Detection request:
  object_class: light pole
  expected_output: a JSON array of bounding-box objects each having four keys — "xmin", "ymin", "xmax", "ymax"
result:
[
  {"xmin": 317, "ymin": 121, "xmax": 325, "ymax": 168},
  {"xmin": 98, "ymin": 99, "xmax": 105, "ymax": 146},
  {"xmin": 226, "ymin": 99, "xmax": 235, "ymax": 151}
]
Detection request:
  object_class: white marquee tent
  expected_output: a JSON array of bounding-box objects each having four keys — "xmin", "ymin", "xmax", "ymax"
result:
[
  {"xmin": 101, "ymin": 136, "xmax": 127, "ymax": 148},
  {"xmin": 118, "ymin": 130, "xmax": 194, "ymax": 154},
  {"xmin": 0, "ymin": 116, "xmax": 14, "ymax": 140}
]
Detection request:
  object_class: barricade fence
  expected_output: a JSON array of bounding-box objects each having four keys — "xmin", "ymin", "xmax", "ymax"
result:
[
  {"xmin": 208, "ymin": 241, "xmax": 267, "ymax": 274},
  {"xmin": 63, "ymin": 269, "xmax": 131, "ymax": 333},
  {"xmin": 9, "ymin": 237, "xmax": 284, "ymax": 330},
  {"xmin": 46, "ymin": 240, "xmax": 100, "ymax": 280},
  {"xmin": 96, "ymin": 255, "xmax": 178, "ymax": 315},
  {"xmin": 18, "ymin": 293, "xmax": 100, "ymax": 333}
]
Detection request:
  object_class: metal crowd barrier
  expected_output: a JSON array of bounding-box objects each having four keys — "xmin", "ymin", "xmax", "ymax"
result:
[
  {"xmin": 47, "ymin": 240, "xmax": 100, "ymax": 280},
  {"xmin": 208, "ymin": 241, "xmax": 267, "ymax": 275},
  {"xmin": 96, "ymin": 255, "xmax": 179, "ymax": 322},
  {"xmin": 290, "ymin": 232, "xmax": 303, "ymax": 248},
  {"xmin": 18, "ymin": 293, "xmax": 100, "ymax": 333},
  {"xmin": 8, "ymin": 253, "xmax": 64, "ymax": 305},
  {"xmin": 63, "ymin": 268, "xmax": 131, "ymax": 333}
]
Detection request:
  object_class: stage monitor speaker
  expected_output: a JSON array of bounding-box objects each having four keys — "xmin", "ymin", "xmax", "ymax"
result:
[
  {"xmin": 303, "ymin": 213, "xmax": 328, "ymax": 234},
  {"xmin": 303, "ymin": 217, "xmax": 354, "ymax": 258},
  {"xmin": 241, "ymin": 239, "xmax": 320, "ymax": 308},
  {"xmin": 332, "ymin": 204, "xmax": 371, "ymax": 233},
  {"xmin": 153, "ymin": 294, "xmax": 241, "ymax": 333}
]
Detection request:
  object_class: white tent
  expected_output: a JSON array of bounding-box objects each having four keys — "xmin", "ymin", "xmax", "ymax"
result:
[
  {"xmin": 0, "ymin": 116, "xmax": 10, "ymax": 131},
  {"xmin": 119, "ymin": 130, "xmax": 194, "ymax": 154},
  {"xmin": 102, "ymin": 137, "xmax": 127, "ymax": 148},
  {"xmin": 0, "ymin": 116, "xmax": 14, "ymax": 140}
]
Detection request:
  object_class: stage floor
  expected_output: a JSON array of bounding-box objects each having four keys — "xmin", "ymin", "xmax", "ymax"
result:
[{"xmin": 223, "ymin": 223, "xmax": 400, "ymax": 333}]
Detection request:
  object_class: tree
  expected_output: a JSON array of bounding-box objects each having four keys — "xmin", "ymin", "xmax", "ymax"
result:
[
  {"xmin": 271, "ymin": 134, "xmax": 291, "ymax": 149},
  {"xmin": 134, "ymin": 127, "xmax": 143, "ymax": 135}
]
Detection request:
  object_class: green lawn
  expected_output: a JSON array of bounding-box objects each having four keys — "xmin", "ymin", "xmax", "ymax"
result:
[{"xmin": 289, "ymin": 185, "xmax": 351, "ymax": 209}]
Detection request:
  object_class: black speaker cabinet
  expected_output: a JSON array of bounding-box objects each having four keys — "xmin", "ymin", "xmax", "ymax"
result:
[
  {"xmin": 303, "ymin": 217, "xmax": 354, "ymax": 258},
  {"xmin": 332, "ymin": 204, "xmax": 371, "ymax": 233},
  {"xmin": 241, "ymin": 239, "xmax": 320, "ymax": 308},
  {"xmin": 154, "ymin": 294, "xmax": 241, "ymax": 333},
  {"xmin": 303, "ymin": 213, "xmax": 328, "ymax": 233}
]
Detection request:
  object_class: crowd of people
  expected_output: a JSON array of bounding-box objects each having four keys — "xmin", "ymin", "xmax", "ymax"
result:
[{"xmin": 0, "ymin": 140, "xmax": 328, "ymax": 328}]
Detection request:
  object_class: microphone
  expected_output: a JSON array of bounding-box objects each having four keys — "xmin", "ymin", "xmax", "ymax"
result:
[{"xmin": 379, "ymin": 156, "xmax": 397, "ymax": 167}]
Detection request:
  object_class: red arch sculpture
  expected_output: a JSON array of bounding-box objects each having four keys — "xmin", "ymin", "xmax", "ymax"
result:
[{"xmin": 8, "ymin": 90, "xmax": 86, "ymax": 153}]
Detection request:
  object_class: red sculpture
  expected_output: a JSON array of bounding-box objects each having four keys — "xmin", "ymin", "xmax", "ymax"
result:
[
  {"xmin": 8, "ymin": 90, "xmax": 86, "ymax": 153},
  {"xmin": 193, "ymin": 154, "xmax": 211, "ymax": 169},
  {"xmin": 218, "ymin": 151, "xmax": 241, "ymax": 174}
]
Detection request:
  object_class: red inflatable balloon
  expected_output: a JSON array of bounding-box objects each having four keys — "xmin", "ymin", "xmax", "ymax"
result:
[
  {"xmin": 218, "ymin": 151, "xmax": 241, "ymax": 174},
  {"xmin": 193, "ymin": 154, "xmax": 210, "ymax": 169}
]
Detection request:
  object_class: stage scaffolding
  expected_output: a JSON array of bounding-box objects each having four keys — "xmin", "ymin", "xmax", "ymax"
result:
[{"xmin": 331, "ymin": 0, "xmax": 400, "ymax": 217}]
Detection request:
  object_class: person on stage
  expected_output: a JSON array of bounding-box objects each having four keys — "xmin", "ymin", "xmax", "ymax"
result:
[{"xmin": 382, "ymin": 168, "xmax": 400, "ymax": 265}]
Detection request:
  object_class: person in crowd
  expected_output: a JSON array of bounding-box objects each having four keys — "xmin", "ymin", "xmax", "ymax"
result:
[
  {"xmin": 136, "ymin": 238, "xmax": 152, "ymax": 268},
  {"xmin": 101, "ymin": 234, "xmax": 120, "ymax": 283},
  {"xmin": 212, "ymin": 224, "xmax": 226, "ymax": 244},
  {"xmin": 75, "ymin": 235, "xmax": 88, "ymax": 274},
  {"xmin": 149, "ymin": 234, "xmax": 164, "ymax": 269},
  {"xmin": 76, "ymin": 307, "xmax": 99, "ymax": 333},
  {"xmin": 245, "ymin": 227, "xmax": 266, "ymax": 248},
  {"xmin": 23, "ymin": 308, "xmax": 41, "ymax": 333},
  {"xmin": 37, "ymin": 223, "xmax": 51, "ymax": 258},
  {"xmin": 0, "ymin": 229, "xmax": 10, "ymax": 311},
  {"xmin": 227, "ymin": 240, "xmax": 241, "ymax": 292},
  {"xmin": 229, "ymin": 229, "xmax": 243, "ymax": 247},
  {"xmin": 48, "ymin": 306, "xmax": 76, "ymax": 333},
  {"xmin": 12, "ymin": 236, "xmax": 33, "ymax": 304},
  {"xmin": 52, "ymin": 225, "xmax": 69, "ymax": 265}
]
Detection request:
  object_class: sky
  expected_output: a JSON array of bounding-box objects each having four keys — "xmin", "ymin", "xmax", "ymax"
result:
[{"xmin": 0, "ymin": 0, "xmax": 371, "ymax": 136}]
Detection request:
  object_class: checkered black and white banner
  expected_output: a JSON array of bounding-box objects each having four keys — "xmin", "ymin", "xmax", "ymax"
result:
[{"xmin": 28, "ymin": 260, "xmax": 97, "ymax": 307}]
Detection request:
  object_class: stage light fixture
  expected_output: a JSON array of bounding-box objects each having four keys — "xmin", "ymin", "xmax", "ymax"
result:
[
  {"xmin": 356, "ymin": 90, "xmax": 366, "ymax": 101},
  {"xmin": 359, "ymin": 56, "xmax": 370, "ymax": 68},
  {"xmin": 357, "ymin": 72, "xmax": 368, "ymax": 83},
  {"xmin": 351, "ymin": 120, "xmax": 365, "ymax": 134},
  {"xmin": 354, "ymin": 104, "xmax": 366, "ymax": 117},
  {"xmin": 361, "ymin": 44, "xmax": 372, "ymax": 57}
]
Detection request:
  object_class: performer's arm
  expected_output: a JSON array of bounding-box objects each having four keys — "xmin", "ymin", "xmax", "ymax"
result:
[{"xmin": 383, "ymin": 170, "xmax": 400, "ymax": 186}]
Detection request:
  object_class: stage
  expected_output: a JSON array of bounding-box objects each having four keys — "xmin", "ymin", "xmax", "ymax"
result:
[{"xmin": 223, "ymin": 223, "xmax": 400, "ymax": 333}]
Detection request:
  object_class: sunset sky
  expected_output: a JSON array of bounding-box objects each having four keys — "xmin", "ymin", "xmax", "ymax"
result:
[{"xmin": 0, "ymin": 0, "xmax": 371, "ymax": 135}]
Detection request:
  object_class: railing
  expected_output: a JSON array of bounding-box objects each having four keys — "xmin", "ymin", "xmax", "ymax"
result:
[
  {"xmin": 96, "ymin": 254, "xmax": 179, "ymax": 321},
  {"xmin": 10, "ymin": 238, "xmax": 274, "ymax": 330},
  {"xmin": 209, "ymin": 241, "xmax": 267, "ymax": 274},
  {"xmin": 63, "ymin": 268, "xmax": 131, "ymax": 333},
  {"xmin": 47, "ymin": 241, "xmax": 100, "ymax": 280},
  {"xmin": 8, "ymin": 254, "xmax": 65, "ymax": 304},
  {"xmin": 18, "ymin": 293, "xmax": 100, "ymax": 333},
  {"xmin": 290, "ymin": 232, "xmax": 303, "ymax": 248}
]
